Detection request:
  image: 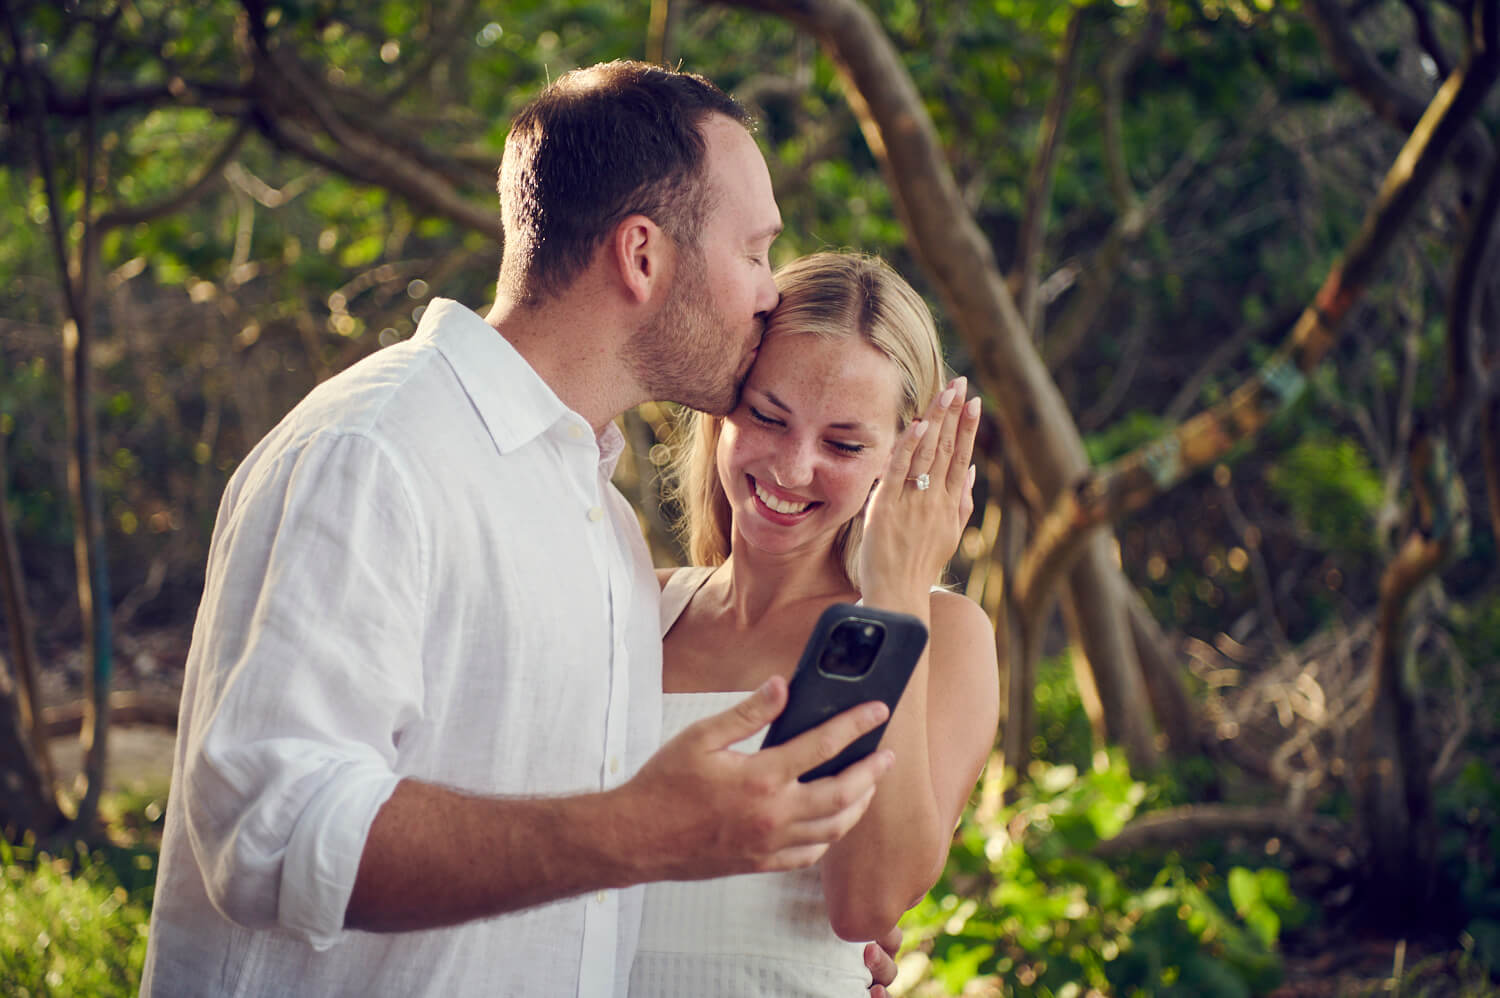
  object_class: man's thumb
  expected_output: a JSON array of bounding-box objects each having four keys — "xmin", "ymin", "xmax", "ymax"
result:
[{"xmin": 707, "ymin": 675, "xmax": 786, "ymax": 747}]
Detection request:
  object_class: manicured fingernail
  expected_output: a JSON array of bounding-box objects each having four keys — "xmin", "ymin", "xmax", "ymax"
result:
[
  {"xmin": 968, "ymin": 464, "xmax": 977, "ymax": 488},
  {"xmin": 912, "ymin": 420, "xmax": 929, "ymax": 439},
  {"xmin": 939, "ymin": 387, "xmax": 956, "ymax": 407},
  {"xmin": 966, "ymin": 396, "xmax": 980, "ymax": 417},
  {"xmin": 955, "ymin": 376, "xmax": 968, "ymax": 397}
]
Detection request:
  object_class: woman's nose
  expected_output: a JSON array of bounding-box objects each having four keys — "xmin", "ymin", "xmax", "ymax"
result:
[{"xmin": 769, "ymin": 438, "xmax": 814, "ymax": 489}]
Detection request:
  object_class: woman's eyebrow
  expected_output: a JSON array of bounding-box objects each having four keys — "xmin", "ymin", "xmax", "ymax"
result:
[{"xmin": 762, "ymin": 390, "xmax": 875, "ymax": 433}]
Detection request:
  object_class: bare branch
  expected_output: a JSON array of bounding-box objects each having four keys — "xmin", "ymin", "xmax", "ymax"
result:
[
  {"xmin": 1044, "ymin": 111, "xmax": 1227, "ymax": 371},
  {"xmin": 1024, "ymin": 2, "xmax": 1500, "ymax": 558},
  {"xmin": 1162, "ymin": 305, "xmax": 1300, "ymax": 423},
  {"xmin": 1101, "ymin": 0, "xmax": 1166, "ymax": 211},
  {"xmin": 379, "ymin": 0, "xmax": 479, "ymax": 109},
  {"xmin": 0, "ymin": 430, "xmax": 55, "ymax": 791},
  {"xmin": 255, "ymin": 112, "xmax": 499, "ymax": 240},
  {"xmin": 1095, "ymin": 804, "xmax": 1356, "ymax": 870},
  {"xmin": 97, "ymin": 120, "xmax": 252, "ymax": 231},
  {"xmin": 1304, "ymin": 0, "xmax": 1492, "ymax": 173},
  {"xmin": 1014, "ymin": 8, "xmax": 1084, "ymax": 336},
  {"xmin": 1445, "ymin": 139, "xmax": 1500, "ymax": 445},
  {"xmin": 1078, "ymin": 314, "xmax": 1147, "ymax": 430},
  {"xmin": 1404, "ymin": 0, "xmax": 1454, "ymax": 79},
  {"xmin": 1485, "ymin": 390, "xmax": 1500, "ymax": 540}
]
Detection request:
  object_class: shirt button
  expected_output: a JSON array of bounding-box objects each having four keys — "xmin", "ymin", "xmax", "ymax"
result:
[
  {"xmin": 587, "ymin": 506, "xmax": 604, "ymax": 522},
  {"xmin": 595, "ymin": 891, "xmax": 608, "ymax": 904},
  {"xmin": 569, "ymin": 424, "xmax": 587, "ymax": 441},
  {"xmin": 609, "ymin": 757, "xmax": 620, "ymax": 775}
]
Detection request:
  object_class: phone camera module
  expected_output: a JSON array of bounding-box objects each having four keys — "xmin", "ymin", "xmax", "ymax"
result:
[{"xmin": 818, "ymin": 618, "xmax": 886, "ymax": 679}]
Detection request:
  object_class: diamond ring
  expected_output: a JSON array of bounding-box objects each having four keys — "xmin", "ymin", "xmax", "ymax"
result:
[{"xmin": 911, "ymin": 472, "xmax": 930, "ymax": 491}]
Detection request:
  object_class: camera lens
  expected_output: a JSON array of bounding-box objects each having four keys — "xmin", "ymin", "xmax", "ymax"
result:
[{"xmin": 819, "ymin": 618, "xmax": 885, "ymax": 679}]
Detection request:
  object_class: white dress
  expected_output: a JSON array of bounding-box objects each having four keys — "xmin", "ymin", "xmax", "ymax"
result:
[{"xmin": 628, "ymin": 567, "xmax": 873, "ymax": 996}]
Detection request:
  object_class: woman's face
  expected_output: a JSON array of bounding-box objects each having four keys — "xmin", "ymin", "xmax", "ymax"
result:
[{"xmin": 717, "ymin": 330, "xmax": 905, "ymax": 558}]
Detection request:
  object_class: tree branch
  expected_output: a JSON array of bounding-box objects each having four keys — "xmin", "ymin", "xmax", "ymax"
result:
[
  {"xmin": 1304, "ymin": 0, "xmax": 1492, "ymax": 174},
  {"xmin": 1014, "ymin": 8, "xmax": 1084, "ymax": 336},
  {"xmin": 1020, "ymin": 0, "xmax": 1500, "ymax": 574},
  {"xmin": 1444, "ymin": 136, "xmax": 1500, "ymax": 448},
  {"xmin": 96, "ymin": 120, "xmax": 251, "ymax": 231},
  {"xmin": 1095, "ymin": 804, "xmax": 1355, "ymax": 870},
  {"xmin": 1404, "ymin": 0, "xmax": 1454, "ymax": 79}
]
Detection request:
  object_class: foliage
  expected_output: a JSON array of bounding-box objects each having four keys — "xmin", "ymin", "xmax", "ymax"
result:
[
  {"xmin": 1267, "ymin": 432, "xmax": 1384, "ymax": 556},
  {"xmin": 898, "ymin": 753, "xmax": 1304, "ymax": 996},
  {"xmin": 1435, "ymin": 758, "xmax": 1500, "ymax": 979},
  {"xmin": 0, "ymin": 830, "xmax": 158, "ymax": 996}
]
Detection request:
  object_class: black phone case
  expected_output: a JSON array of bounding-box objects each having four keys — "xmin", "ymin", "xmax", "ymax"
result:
[{"xmin": 761, "ymin": 602, "xmax": 929, "ymax": 782}]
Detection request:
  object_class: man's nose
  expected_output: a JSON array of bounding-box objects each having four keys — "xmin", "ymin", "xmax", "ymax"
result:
[{"xmin": 756, "ymin": 277, "xmax": 780, "ymax": 319}]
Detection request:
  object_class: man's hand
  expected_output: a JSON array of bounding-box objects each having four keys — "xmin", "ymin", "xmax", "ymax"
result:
[
  {"xmin": 612, "ymin": 675, "xmax": 895, "ymax": 881},
  {"xmin": 865, "ymin": 925, "xmax": 903, "ymax": 995}
]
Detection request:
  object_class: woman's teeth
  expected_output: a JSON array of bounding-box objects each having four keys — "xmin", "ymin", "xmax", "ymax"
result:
[{"xmin": 754, "ymin": 480, "xmax": 811, "ymax": 515}]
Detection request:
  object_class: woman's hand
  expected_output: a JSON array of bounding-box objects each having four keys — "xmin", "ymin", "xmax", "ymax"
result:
[{"xmin": 857, "ymin": 377, "xmax": 980, "ymax": 599}]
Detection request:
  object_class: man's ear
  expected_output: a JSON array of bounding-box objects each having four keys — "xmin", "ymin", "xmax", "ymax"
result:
[{"xmin": 612, "ymin": 214, "xmax": 668, "ymax": 305}]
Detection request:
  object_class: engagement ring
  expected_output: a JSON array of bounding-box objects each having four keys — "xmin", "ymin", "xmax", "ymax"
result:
[{"xmin": 911, "ymin": 473, "xmax": 930, "ymax": 491}]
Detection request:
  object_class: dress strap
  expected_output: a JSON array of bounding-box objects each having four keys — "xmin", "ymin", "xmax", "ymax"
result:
[{"xmin": 659, "ymin": 565, "xmax": 716, "ymax": 637}]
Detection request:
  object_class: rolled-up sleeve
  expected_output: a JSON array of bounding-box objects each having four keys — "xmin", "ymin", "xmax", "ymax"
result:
[{"xmin": 180, "ymin": 430, "xmax": 426, "ymax": 947}]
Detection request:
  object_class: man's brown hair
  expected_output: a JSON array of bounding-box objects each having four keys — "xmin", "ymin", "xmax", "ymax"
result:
[{"xmin": 497, "ymin": 61, "xmax": 749, "ymax": 306}]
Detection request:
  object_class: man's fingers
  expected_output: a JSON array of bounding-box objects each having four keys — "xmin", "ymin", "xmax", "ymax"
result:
[
  {"xmin": 762, "ymin": 779, "xmax": 882, "ymax": 868},
  {"xmin": 692, "ymin": 675, "xmax": 787, "ymax": 749},
  {"xmin": 764, "ymin": 699, "xmax": 889, "ymax": 779}
]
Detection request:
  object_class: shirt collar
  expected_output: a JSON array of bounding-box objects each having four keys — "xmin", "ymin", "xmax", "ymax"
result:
[{"xmin": 415, "ymin": 298, "xmax": 626, "ymax": 474}]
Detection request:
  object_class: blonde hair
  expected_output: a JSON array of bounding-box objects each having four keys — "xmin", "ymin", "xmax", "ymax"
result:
[{"xmin": 668, "ymin": 252, "xmax": 946, "ymax": 588}]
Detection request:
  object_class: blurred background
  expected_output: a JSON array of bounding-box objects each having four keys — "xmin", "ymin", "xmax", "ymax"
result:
[{"xmin": 2, "ymin": 0, "xmax": 1498, "ymax": 993}]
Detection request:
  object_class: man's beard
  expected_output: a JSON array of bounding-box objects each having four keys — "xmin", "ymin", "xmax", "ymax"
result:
[{"xmin": 627, "ymin": 248, "xmax": 755, "ymax": 416}]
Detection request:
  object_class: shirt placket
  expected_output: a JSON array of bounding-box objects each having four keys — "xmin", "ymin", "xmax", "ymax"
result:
[{"xmin": 569, "ymin": 421, "xmax": 628, "ymax": 998}]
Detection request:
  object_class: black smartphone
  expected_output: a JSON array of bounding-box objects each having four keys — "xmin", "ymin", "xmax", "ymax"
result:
[{"xmin": 761, "ymin": 602, "xmax": 928, "ymax": 782}]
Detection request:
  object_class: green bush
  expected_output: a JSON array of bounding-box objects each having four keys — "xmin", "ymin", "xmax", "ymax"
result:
[
  {"xmin": 1267, "ymin": 432, "xmax": 1383, "ymax": 556},
  {"xmin": 899, "ymin": 754, "xmax": 1302, "ymax": 997},
  {"xmin": 0, "ymin": 837, "xmax": 153, "ymax": 997}
]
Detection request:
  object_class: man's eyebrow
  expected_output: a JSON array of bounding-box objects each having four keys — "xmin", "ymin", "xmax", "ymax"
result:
[{"xmin": 752, "ymin": 223, "xmax": 784, "ymax": 243}]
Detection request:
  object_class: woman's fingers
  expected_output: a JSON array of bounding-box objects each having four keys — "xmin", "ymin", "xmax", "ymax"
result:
[
  {"xmin": 907, "ymin": 378, "xmax": 962, "ymax": 483},
  {"xmin": 945, "ymin": 394, "xmax": 981, "ymax": 494},
  {"xmin": 882, "ymin": 415, "xmax": 928, "ymax": 490}
]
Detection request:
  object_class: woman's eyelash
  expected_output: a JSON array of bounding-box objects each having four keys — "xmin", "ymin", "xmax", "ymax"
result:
[{"xmin": 748, "ymin": 407, "xmax": 864, "ymax": 453}]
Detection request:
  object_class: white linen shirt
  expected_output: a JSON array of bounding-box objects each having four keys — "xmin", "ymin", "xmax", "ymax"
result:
[{"xmin": 142, "ymin": 299, "xmax": 662, "ymax": 997}]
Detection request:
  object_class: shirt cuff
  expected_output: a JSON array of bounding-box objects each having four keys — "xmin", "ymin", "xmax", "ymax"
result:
[{"xmin": 277, "ymin": 761, "xmax": 402, "ymax": 950}]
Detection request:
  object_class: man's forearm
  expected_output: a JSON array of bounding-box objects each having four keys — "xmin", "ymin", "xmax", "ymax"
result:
[{"xmin": 345, "ymin": 779, "xmax": 640, "ymax": 932}]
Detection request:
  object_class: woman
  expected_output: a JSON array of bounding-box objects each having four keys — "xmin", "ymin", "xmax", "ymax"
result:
[{"xmin": 630, "ymin": 253, "xmax": 1001, "ymax": 994}]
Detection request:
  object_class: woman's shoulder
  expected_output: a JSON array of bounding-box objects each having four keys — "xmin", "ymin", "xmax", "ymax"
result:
[
  {"xmin": 928, "ymin": 588, "xmax": 992, "ymax": 632},
  {"xmin": 926, "ymin": 590, "xmax": 999, "ymax": 666}
]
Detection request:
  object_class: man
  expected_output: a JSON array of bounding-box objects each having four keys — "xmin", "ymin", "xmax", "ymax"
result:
[{"xmin": 143, "ymin": 61, "xmax": 901, "ymax": 996}]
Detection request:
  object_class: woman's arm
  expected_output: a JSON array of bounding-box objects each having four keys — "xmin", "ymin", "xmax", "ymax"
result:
[
  {"xmin": 818, "ymin": 380, "xmax": 1000, "ymax": 940},
  {"xmin": 818, "ymin": 591, "xmax": 999, "ymax": 940}
]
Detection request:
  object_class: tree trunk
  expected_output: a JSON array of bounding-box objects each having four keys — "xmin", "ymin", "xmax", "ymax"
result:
[
  {"xmin": 0, "ymin": 428, "xmax": 56, "ymax": 793},
  {"xmin": 0, "ymin": 430, "xmax": 62, "ymax": 837},
  {"xmin": 0, "ymin": 667, "xmax": 62, "ymax": 837}
]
